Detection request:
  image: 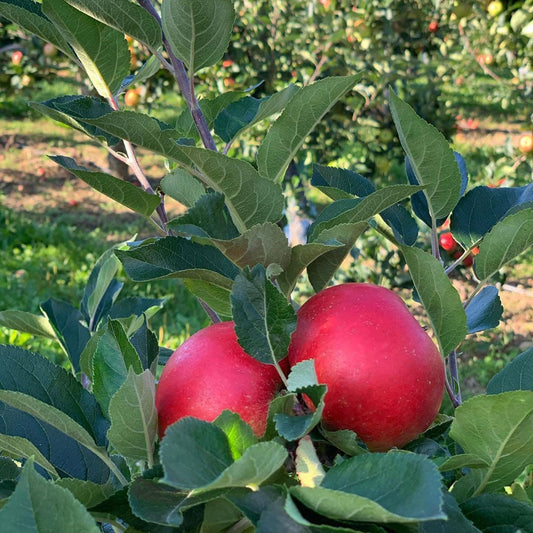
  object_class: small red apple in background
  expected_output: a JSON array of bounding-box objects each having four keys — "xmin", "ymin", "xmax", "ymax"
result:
[
  {"xmin": 439, "ymin": 232, "xmax": 458, "ymax": 252},
  {"xmin": 124, "ymin": 88, "xmax": 141, "ymax": 107},
  {"xmin": 223, "ymin": 77, "xmax": 236, "ymax": 88},
  {"xmin": 428, "ymin": 20, "xmax": 439, "ymax": 33},
  {"xmin": 288, "ymin": 284, "xmax": 445, "ymax": 452},
  {"xmin": 11, "ymin": 50, "xmax": 23, "ymax": 65},
  {"xmin": 68, "ymin": 199, "xmax": 78, "ymax": 207},
  {"xmin": 222, "ymin": 59, "xmax": 234, "ymax": 68},
  {"xmin": 156, "ymin": 321, "xmax": 286, "ymax": 438},
  {"xmin": 20, "ymin": 74, "xmax": 31, "ymax": 87},
  {"xmin": 43, "ymin": 43, "xmax": 57, "ymax": 57},
  {"xmin": 518, "ymin": 133, "xmax": 532, "ymax": 154},
  {"xmin": 462, "ymin": 254, "xmax": 474, "ymax": 268},
  {"xmin": 36, "ymin": 167, "xmax": 46, "ymax": 178}
]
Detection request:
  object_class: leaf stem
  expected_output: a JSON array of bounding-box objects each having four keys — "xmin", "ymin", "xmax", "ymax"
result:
[{"xmin": 446, "ymin": 349, "xmax": 462, "ymax": 407}]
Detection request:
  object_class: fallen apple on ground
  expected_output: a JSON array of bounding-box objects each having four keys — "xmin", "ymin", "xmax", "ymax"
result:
[
  {"xmin": 155, "ymin": 321, "xmax": 285, "ymax": 438},
  {"xmin": 288, "ymin": 283, "xmax": 445, "ymax": 451}
]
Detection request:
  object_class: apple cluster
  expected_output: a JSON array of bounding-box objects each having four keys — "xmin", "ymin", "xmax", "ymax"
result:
[{"xmin": 156, "ymin": 283, "xmax": 445, "ymax": 452}]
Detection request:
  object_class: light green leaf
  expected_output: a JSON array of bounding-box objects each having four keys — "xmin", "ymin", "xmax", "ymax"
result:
[
  {"xmin": 183, "ymin": 279, "xmax": 232, "ymax": 318},
  {"xmin": 63, "ymin": 0, "xmax": 162, "ymax": 49},
  {"xmin": 162, "ymin": 0, "xmax": 235, "ymax": 73},
  {"xmin": 0, "ymin": 310, "xmax": 56, "ymax": 339},
  {"xmin": 214, "ymin": 410, "xmax": 258, "ymax": 461},
  {"xmin": 84, "ymin": 111, "xmax": 284, "ymax": 231},
  {"xmin": 50, "ymin": 155, "xmax": 161, "ymax": 217},
  {"xmin": 0, "ymin": 434, "xmax": 59, "ymax": 479},
  {"xmin": 389, "ymin": 90, "xmax": 462, "ymax": 219},
  {"xmin": 296, "ymin": 436, "xmax": 326, "ymax": 488},
  {"xmin": 107, "ymin": 369, "xmax": 157, "ymax": 463},
  {"xmin": 43, "ymin": 0, "xmax": 130, "ymax": 96},
  {"xmin": 160, "ymin": 168, "xmax": 206, "ymax": 208},
  {"xmin": 401, "ymin": 245, "xmax": 467, "ymax": 356},
  {"xmin": 0, "ymin": 459, "xmax": 100, "ymax": 533},
  {"xmin": 0, "ymin": 0, "xmax": 76, "ymax": 61},
  {"xmin": 449, "ymin": 391, "xmax": 533, "ymax": 498},
  {"xmin": 190, "ymin": 441, "xmax": 287, "ymax": 495},
  {"xmin": 474, "ymin": 209, "xmax": 533, "ymax": 281},
  {"xmin": 257, "ymin": 75, "xmax": 360, "ymax": 183},
  {"xmin": 55, "ymin": 478, "xmax": 117, "ymax": 508}
]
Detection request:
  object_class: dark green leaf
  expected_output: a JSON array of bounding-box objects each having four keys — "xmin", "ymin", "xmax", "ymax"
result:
[
  {"xmin": 115, "ymin": 236, "xmax": 239, "ymax": 288},
  {"xmin": 51, "ymin": 156, "xmax": 162, "ymax": 218},
  {"xmin": 449, "ymin": 391, "xmax": 533, "ymax": 499},
  {"xmin": 30, "ymin": 95, "xmax": 120, "ymax": 146},
  {"xmin": 214, "ymin": 85, "xmax": 299, "ymax": 143},
  {"xmin": 451, "ymin": 184, "xmax": 533, "ymax": 248},
  {"xmin": 128, "ymin": 319, "xmax": 160, "ymax": 373},
  {"xmin": 63, "ymin": 0, "xmax": 162, "ymax": 49},
  {"xmin": 389, "ymin": 90, "xmax": 462, "ymax": 220},
  {"xmin": 55, "ymin": 478, "xmax": 117, "ymax": 508},
  {"xmin": 41, "ymin": 298, "xmax": 91, "ymax": 372},
  {"xmin": 486, "ymin": 348, "xmax": 533, "ymax": 394},
  {"xmin": 91, "ymin": 319, "xmax": 143, "ymax": 416},
  {"xmin": 401, "ymin": 246, "xmax": 467, "ymax": 355},
  {"xmin": 257, "ymin": 75, "xmax": 360, "ymax": 183},
  {"xmin": 0, "ymin": 0, "xmax": 75, "ymax": 60},
  {"xmin": 460, "ymin": 494, "xmax": 533, "ymax": 532},
  {"xmin": 420, "ymin": 491, "xmax": 481, "ymax": 533},
  {"xmin": 162, "ymin": 0, "xmax": 235, "ymax": 73},
  {"xmin": 291, "ymin": 451, "xmax": 445, "ymax": 523},
  {"xmin": 168, "ymin": 192, "xmax": 240, "ymax": 241},
  {"xmin": 465, "ymin": 286, "xmax": 503, "ymax": 334},
  {"xmin": 85, "ymin": 111, "xmax": 284, "ymax": 230},
  {"xmin": 312, "ymin": 164, "xmax": 375, "ymax": 199},
  {"xmin": 0, "ymin": 459, "xmax": 100, "ymax": 532},
  {"xmin": 231, "ymin": 264, "xmax": 297, "ymax": 365},
  {"xmin": 474, "ymin": 208, "xmax": 533, "ymax": 281},
  {"xmin": 43, "ymin": 0, "xmax": 130, "ymax": 96},
  {"xmin": 0, "ymin": 457, "xmax": 20, "ymax": 481}
]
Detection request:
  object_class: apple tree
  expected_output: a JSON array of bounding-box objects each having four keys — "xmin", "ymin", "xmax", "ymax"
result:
[{"xmin": 0, "ymin": 0, "xmax": 531, "ymax": 531}]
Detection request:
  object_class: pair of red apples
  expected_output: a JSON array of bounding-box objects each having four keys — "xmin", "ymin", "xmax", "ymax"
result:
[{"xmin": 156, "ymin": 283, "xmax": 445, "ymax": 452}]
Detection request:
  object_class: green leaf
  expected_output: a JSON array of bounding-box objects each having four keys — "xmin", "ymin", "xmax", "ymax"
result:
[
  {"xmin": 449, "ymin": 391, "xmax": 533, "ymax": 499},
  {"xmin": 160, "ymin": 168, "xmax": 206, "ymax": 208},
  {"xmin": 162, "ymin": 0, "xmax": 235, "ymax": 73},
  {"xmin": 201, "ymin": 498, "xmax": 246, "ymax": 533},
  {"xmin": 0, "ymin": 459, "xmax": 100, "ymax": 533},
  {"xmin": 84, "ymin": 111, "xmax": 284, "ymax": 230},
  {"xmin": 321, "ymin": 429, "xmax": 368, "ymax": 456},
  {"xmin": 306, "ymin": 185, "xmax": 422, "ymax": 292},
  {"xmin": 51, "ymin": 156, "xmax": 162, "ymax": 218},
  {"xmin": 55, "ymin": 478, "xmax": 117, "ymax": 508},
  {"xmin": 0, "ymin": 309, "xmax": 56, "ymax": 339},
  {"xmin": 161, "ymin": 417, "xmax": 235, "ymax": 490},
  {"xmin": 0, "ymin": 0, "xmax": 76, "ymax": 60},
  {"xmin": 214, "ymin": 410, "xmax": 258, "ymax": 461},
  {"xmin": 389, "ymin": 90, "xmax": 462, "ymax": 220},
  {"xmin": 0, "ymin": 390, "xmax": 118, "ymax": 482},
  {"xmin": 168, "ymin": 192, "xmax": 240, "ymax": 241},
  {"xmin": 30, "ymin": 95, "xmax": 120, "ymax": 146},
  {"xmin": 231, "ymin": 264, "xmax": 297, "ymax": 366},
  {"xmin": 257, "ymin": 75, "xmax": 360, "ymax": 183},
  {"xmin": 115, "ymin": 236, "xmax": 239, "ymax": 288},
  {"xmin": 486, "ymin": 348, "xmax": 533, "ymax": 394},
  {"xmin": 420, "ymin": 491, "xmax": 481, "ymax": 533},
  {"xmin": 291, "ymin": 451, "xmax": 445, "ymax": 523},
  {"xmin": 460, "ymin": 493, "xmax": 533, "ymax": 532},
  {"xmin": 62, "ymin": 0, "xmax": 162, "ymax": 49},
  {"xmin": 80, "ymin": 247, "xmax": 122, "ymax": 331},
  {"xmin": 439, "ymin": 454, "xmax": 490, "ymax": 472},
  {"xmin": 295, "ymin": 436, "xmax": 326, "ymax": 488},
  {"xmin": 107, "ymin": 369, "xmax": 157, "ymax": 463},
  {"xmin": 214, "ymin": 84, "xmax": 299, "ymax": 143},
  {"xmin": 0, "ymin": 434, "xmax": 59, "ymax": 479},
  {"xmin": 401, "ymin": 246, "xmax": 467, "ymax": 356},
  {"xmin": 276, "ymin": 242, "xmax": 343, "ymax": 297},
  {"xmin": 213, "ymin": 222, "xmax": 291, "ymax": 271},
  {"xmin": 465, "ymin": 286, "xmax": 503, "ymax": 334},
  {"xmin": 183, "ymin": 279, "xmax": 232, "ymax": 318},
  {"xmin": 43, "ymin": 0, "xmax": 130, "ymax": 96},
  {"xmin": 41, "ymin": 297, "xmax": 91, "ymax": 372},
  {"xmin": 474, "ymin": 209, "xmax": 533, "ymax": 281},
  {"xmin": 91, "ymin": 319, "xmax": 144, "ymax": 416}
]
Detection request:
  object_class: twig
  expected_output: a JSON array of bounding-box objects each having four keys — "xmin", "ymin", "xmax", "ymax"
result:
[{"xmin": 458, "ymin": 22, "xmax": 501, "ymax": 82}]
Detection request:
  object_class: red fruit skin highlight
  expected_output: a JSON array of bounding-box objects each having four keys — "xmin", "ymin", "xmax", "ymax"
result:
[
  {"xmin": 288, "ymin": 283, "xmax": 445, "ymax": 451},
  {"xmin": 156, "ymin": 321, "xmax": 284, "ymax": 438}
]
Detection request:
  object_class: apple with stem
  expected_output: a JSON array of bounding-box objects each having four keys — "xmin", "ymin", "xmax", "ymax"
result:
[
  {"xmin": 156, "ymin": 321, "xmax": 286, "ymax": 438},
  {"xmin": 288, "ymin": 283, "xmax": 445, "ymax": 451},
  {"xmin": 439, "ymin": 232, "xmax": 458, "ymax": 252}
]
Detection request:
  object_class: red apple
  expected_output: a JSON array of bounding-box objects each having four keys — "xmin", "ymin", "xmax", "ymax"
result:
[
  {"xmin": 124, "ymin": 88, "xmax": 140, "ymax": 107},
  {"xmin": 518, "ymin": 133, "xmax": 532, "ymax": 154},
  {"xmin": 43, "ymin": 43, "xmax": 57, "ymax": 57},
  {"xmin": 11, "ymin": 50, "xmax": 23, "ymax": 66},
  {"xmin": 462, "ymin": 254, "xmax": 474, "ymax": 268},
  {"xmin": 439, "ymin": 232, "xmax": 458, "ymax": 252},
  {"xmin": 156, "ymin": 321, "xmax": 285, "ymax": 438},
  {"xmin": 288, "ymin": 283, "xmax": 445, "ymax": 451},
  {"xmin": 428, "ymin": 21, "xmax": 439, "ymax": 33}
]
